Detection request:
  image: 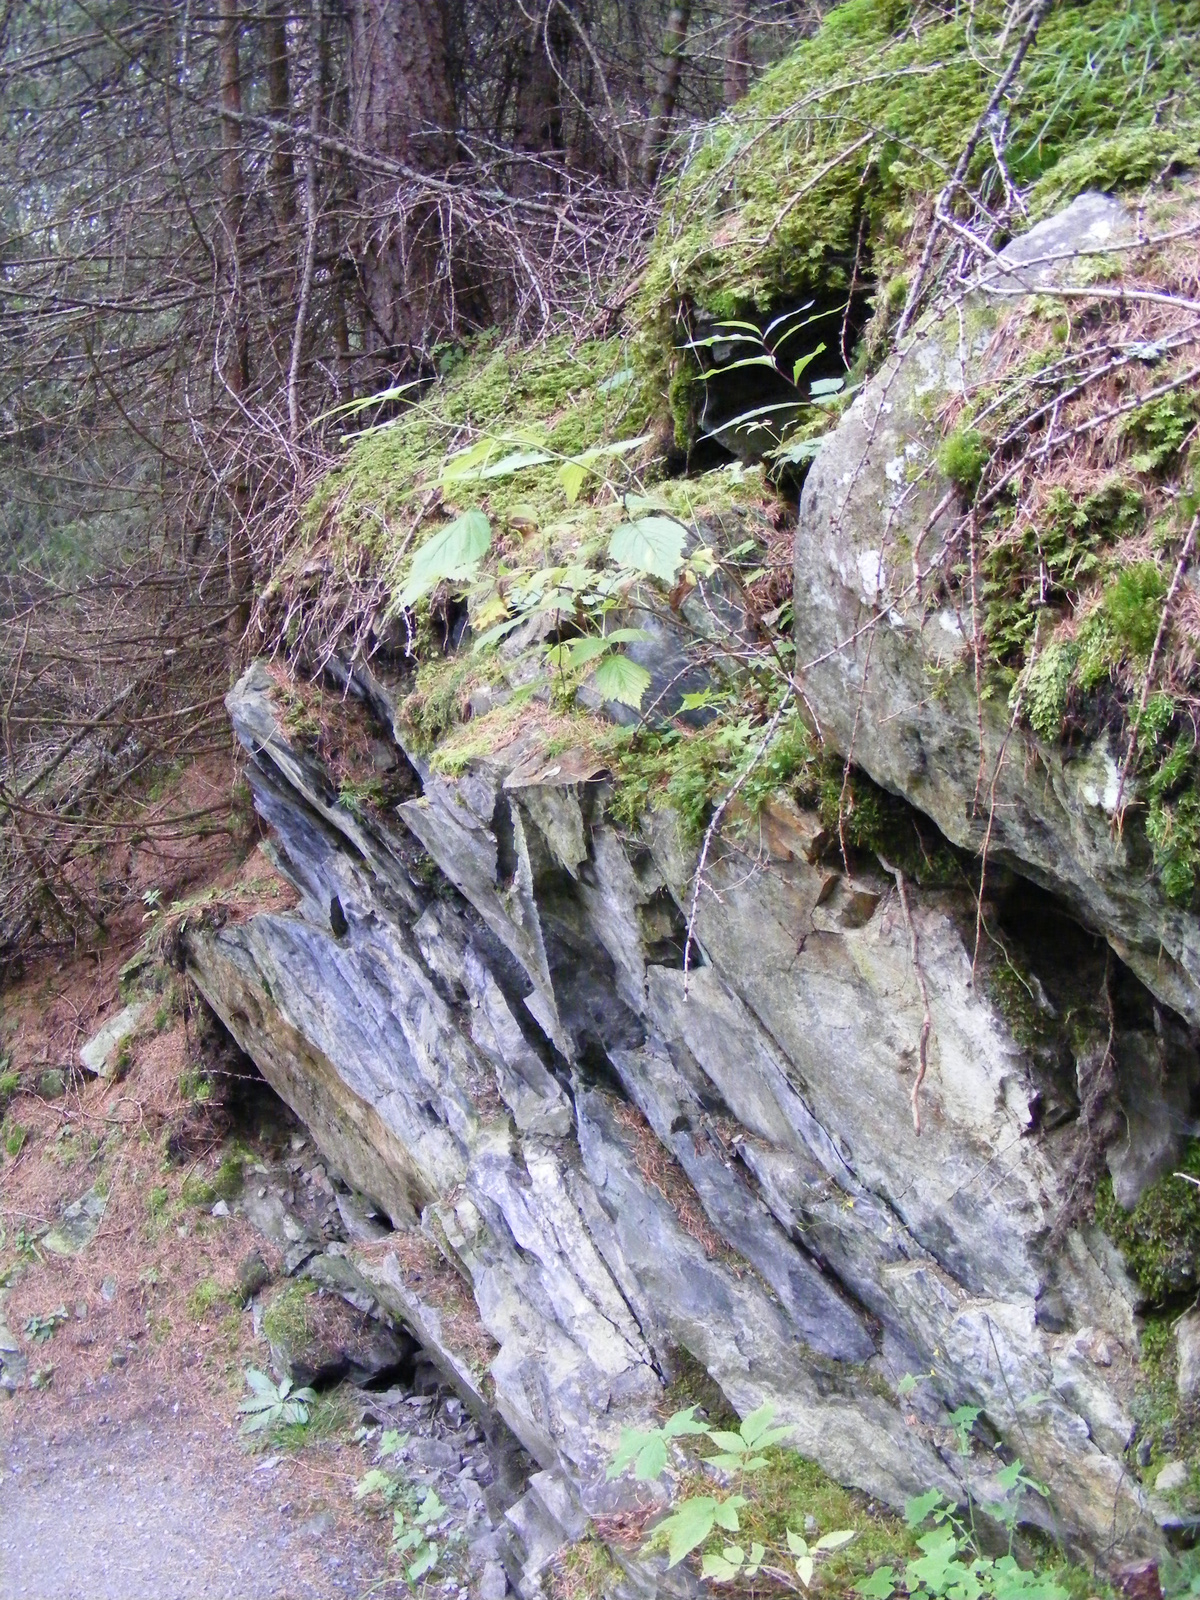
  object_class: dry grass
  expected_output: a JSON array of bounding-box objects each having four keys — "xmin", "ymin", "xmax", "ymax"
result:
[{"xmin": 611, "ymin": 1098, "xmax": 733, "ymax": 1264}]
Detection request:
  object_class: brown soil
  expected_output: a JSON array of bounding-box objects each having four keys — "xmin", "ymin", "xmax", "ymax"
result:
[{"xmin": 0, "ymin": 899, "xmax": 404, "ymax": 1598}]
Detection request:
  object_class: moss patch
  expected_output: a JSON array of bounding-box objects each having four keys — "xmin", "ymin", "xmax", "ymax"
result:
[
  {"xmin": 637, "ymin": 0, "xmax": 1200, "ymax": 417},
  {"xmin": 1094, "ymin": 1141, "xmax": 1200, "ymax": 1303},
  {"xmin": 261, "ymin": 1279, "xmax": 316, "ymax": 1351}
]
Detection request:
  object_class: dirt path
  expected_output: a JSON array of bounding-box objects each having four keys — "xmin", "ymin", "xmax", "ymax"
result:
[{"xmin": 0, "ymin": 1392, "xmax": 387, "ymax": 1600}]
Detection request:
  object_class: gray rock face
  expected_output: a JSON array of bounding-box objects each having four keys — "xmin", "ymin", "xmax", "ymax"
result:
[
  {"xmin": 793, "ymin": 193, "xmax": 1200, "ymax": 1029},
  {"xmin": 182, "ymin": 661, "xmax": 1173, "ymax": 1573}
]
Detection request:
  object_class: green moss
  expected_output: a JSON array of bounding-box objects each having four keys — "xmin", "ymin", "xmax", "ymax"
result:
[
  {"xmin": 1102, "ymin": 561, "xmax": 1167, "ymax": 657},
  {"xmin": 817, "ymin": 765, "xmax": 961, "ymax": 886},
  {"xmin": 939, "ymin": 429, "xmax": 988, "ymax": 495},
  {"xmin": 304, "ymin": 334, "xmax": 655, "ymax": 611},
  {"xmin": 180, "ymin": 1173, "xmax": 218, "ymax": 1209},
  {"xmin": 212, "ymin": 1154, "xmax": 245, "ymax": 1202},
  {"xmin": 0, "ymin": 1070, "xmax": 19, "ymax": 1116},
  {"xmin": 187, "ymin": 1277, "xmax": 231, "ymax": 1321},
  {"xmin": 1094, "ymin": 1142, "xmax": 1200, "ymax": 1303},
  {"xmin": 637, "ymin": 0, "xmax": 1200, "ymax": 415},
  {"xmin": 262, "ymin": 1279, "xmax": 315, "ymax": 1350}
]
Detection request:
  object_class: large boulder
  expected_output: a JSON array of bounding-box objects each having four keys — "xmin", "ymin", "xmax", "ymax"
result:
[
  {"xmin": 179, "ymin": 663, "xmax": 1177, "ymax": 1564},
  {"xmin": 794, "ymin": 193, "xmax": 1200, "ymax": 1027}
]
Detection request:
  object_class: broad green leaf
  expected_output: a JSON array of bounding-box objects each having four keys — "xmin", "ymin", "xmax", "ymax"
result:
[
  {"xmin": 356, "ymin": 1469, "xmax": 395, "ymax": 1500},
  {"xmin": 277, "ymin": 1377, "xmax": 293, "ymax": 1400},
  {"xmin": 399, "ymin": 511, "xmax": 492, "ymax": 607},
  {"xmin": 816, "ymin": 1530, "xmax": 857, "ymax": 1551},
  {"xmin": 738, "ymin": 1403, "xmax": 777, "ymax": 1447},
  {"xmin": 679, "ymin": 689, "xmax": 719, "ymax": 711},
  {"xmin": 662, "ymin": 1405, "xmax": 711, "ymax": 1438},
  {"xmin": 905, "ymin": 1489, "xmax": 945, "ymax": 1527},
  {"xmin": 607, "ymin": 1425, "xmax": 658, "ymax": 1479},
  {"xmin": 408, "ymin": 1541, "xmax": 438, "ymax": 1581},
  {"xmin": 745, "ymin": 1542, "xmax": 766, "ymax": 1578},
  {"xmin": 707, "ymin": 1431, "xmax": 748, "ymax": 1453},
  {"xmin": 634, "ymin": 1436, "xmax": 668, "ymax": 1480},
  {"xmin": 609, "ymin": 516, "xmax": 686, "ymax": 583},
  {"xmin": 739, "ymin": 1456, "xmax": 770, "ymax": 1473},
  {"xmin": 857, "ymin": 1565, "xmax": 897, "ymax": 1599},
  {"xmin": 712, "ymin": 1495, "xmax": 745, "ymax": 1531},
  {"xmin": 644, "ymin": 1496, "xmax": 718, "ymax": 1567},
  {"xmin": 722, "ymin": 1546, "xmax": 745, "ymax": 1565},
  {"xmin": 897, "ymin": 1373, "xmax": 919, "ymax": 1395},
  {"xmin": 797, "ymin": 1554, "xmax": 815, "ymax": 1587},
  {"xmin": 592, "ymin": 652, "xmax": 651, "ymax": 710},
  {"xmin": 598, "ymin": 366, "xmax": 635, "ymax": 393},
  {"xmin": 787, "ymin": 1532, "xmax": 809, "ymax": 1558},
  {"xmin": 809, "ymin": 376, "xmax": 845, "ymax": 397},
  {"xmin": 995, "ymin": 1459, "xmax": 1024, "ymax": 1493},
  {"xmin": 559, "ymin": 460, "xmax": 587, "ymax": 503},
  {"xmin": 472, "ymin": 614, "xmax": 524, "ymax": 652},
  {"xmin": 704, "ymin": 1453, "xmax": 748, "ymax": 1471},
  {"xmin": 417, "ymin": 1490, "xmax": 446, "ymax": 1523},
  {"xmin": 745, "ymin": 1425, "xmax": 793, "ymax": 1451},
  {"xmin": 702, "ymin": 1552, "xmax": 742, "ymax": 1582},
  {"xmin": 380, "ymin": 1429, "xmax": 408, "ymax": 1456},
  {"xmin": 773, "ymin": 436, "xmax": 824, "ymax": 466},
  {"xmin": 245, "ymin": 1368, "xmax": 276, "ymax": 1397}
]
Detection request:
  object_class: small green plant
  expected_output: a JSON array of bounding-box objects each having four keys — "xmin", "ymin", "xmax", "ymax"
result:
[
  {"xmin": 0, "ymin": 1069, "xmax": 19, "ymax": 1115},
  {"xmin": 24, "ymin": 1306, "xmax": 68, "ymax": 1343},
  {"xmin": 356, "ymin": 1451, "xmax": 446, "ymax": 1586},
  {"xmin": 855, "ymin": 1475, "xmax": 1065, "ymax": 1600},
  {"xmin": 608, "ymin": 1403, "xmax": 854, "ymax": 1582},
  {"xmin": 178, "ymin": 1067, "xmax": 213, "ymax": 1103},
  {"xmin": 3, "ymin": 1120, "xmax": 27, "ymax": 1158},
  {"xmin": 237, "ymin": 1368, "xmax": 317, "ymax": 1436}
]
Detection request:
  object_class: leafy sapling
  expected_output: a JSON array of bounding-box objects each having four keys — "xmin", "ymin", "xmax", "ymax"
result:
[{"xmin": 237, "ymin": 1368, "xmax": 317, "ymax": 1435}]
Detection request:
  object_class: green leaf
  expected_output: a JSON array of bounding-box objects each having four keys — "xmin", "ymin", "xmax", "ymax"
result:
[
  {"xmin": 702, "ymin": 1552, "xmax": 742, "ymax": 1582},
  {"xmin": 644, "ymin": 1496, "xmax": 719, "ymax": 1568},
  {"xmin": 791, "ymin": 343, "xmax": 827, "ymax": 385},
  {"xmin": 416, "ymin": 1490, "xmax": 446, "ymax": 1524},
  {"xmin": 816, "ymin": 1530, "xmax": 857, "ymax": 1551},
  {"xmin": 398, "ymin": 511, "xmax": 492, "ymax": 607},
  {"xmin": 905, "ymin": 1489, "xmax": 945, "ymax": 1528},
  {"xmin": 356, "ymin": 1469, "xmax": 395, "ymax": 1500},
  {"xmin": 592, "ymin": 652, "xmax": 651, "ymax": 709},
  {"xmin": 712, "ymin": 1496, "xmax": 746, "ymax": 1531},
  {"xmin": 995, "ymin": 1459, "xmax": 1023, "ymax": 1493},
  {"xmin": 679, "ymin": 689, "xmax": 719, "ymax": 711},
  {"xmin": 746, "ymin": 1542, "xmax": 766, "ymax": 1578},
  {"xmin": 897, "ymin": 1373, "xmax": 919, "ymax": 1395},
  {"xmin": 746, "ymin": 1425, "xmax": 793, "ymax": 1451},
  {"xmin": 809, "ymin": 376, "xmax": 845, "ymax": 397},
  {"xmin": 662, "ymin": 1405, "xmax": 711, "ymax": 1438},
  {"xmin": 245, "ymin": 1368, "xmax": 276, "ymax": 1397},
  {"xmin": 381, "ymin": 1429, "xmax": 408, "ymax": 1457},
  {"xmin": 738, "ymin": 1403, "xmax": 778, "ymax": 1447},
  {"xmin": 477, "ymin": 448, "xmax": 554, "ymax": 479},
  {"xmin": 707, "ymin": 1431, "xmax": 749, "ymax": 1453},
  {"xmin": 704, "ymin": 1453, "xmax": 750, "ymax": 1471},
  {"xmin": 857, "ymin": 1566, "xmax": 897, "ymax": 1599},
  {"xmin": 787, "ymin": 1532, "xmax": 809, "ymax": 1558},
  {"xmin": 608, "ymin": 1425, "xmax": 662, "ymax": 1479},
  {"xmin": 609, "ymin": 516, "xmax": 686, "ymax": 583},
  {"xmin": 407, "ymin": 1541, "xmax": 438, "ymax": 1581},
  {"xmin": 634, "ymin": 1436, "xmax": 669, "ymax": 1480},
  {"xmin": 559, "ymin": 460, "xmax": 587, "ymax": 503},
  {"xmin": 797, "ymin": 1554, "xmax": 815, "ymax": 1587}
]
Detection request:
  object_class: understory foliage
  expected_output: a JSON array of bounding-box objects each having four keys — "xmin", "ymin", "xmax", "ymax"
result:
[{"xmin": 607, "ymin": 1402, "xmax": 1069, "ymax": 1600}]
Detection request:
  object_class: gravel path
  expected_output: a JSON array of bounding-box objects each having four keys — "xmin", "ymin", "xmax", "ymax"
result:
[{"xmin": 0, "ymin": 1397, "xmax": 387, "ymax": 1600}]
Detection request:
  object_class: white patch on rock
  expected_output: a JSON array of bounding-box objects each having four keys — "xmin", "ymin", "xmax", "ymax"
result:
[
  {"xmin": 79, "ymin": 1002, "xmax": 145, "ymax": 1077},
  {"xmin": 1079, "ymin": 749, "xmax": 1122, "ymax": 815},
  {"xmin": 857, "ymin": 548, "xmax": 884, "ymax": 603},
  {"xmin": 937, "ymin": 610, "xmax": 964, "ymax": 639}
]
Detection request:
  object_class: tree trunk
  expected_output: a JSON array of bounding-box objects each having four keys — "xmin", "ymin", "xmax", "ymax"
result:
[
  {"xmin": 218, "ymin": 0, "xmax": 252, "ymax": 641},
  {"xmin": 346, "ymin": 0, "xmax": 456, "ymax": 364},
  {"xmin": 639, "ymin": 0, "xmax": 693, "ymax": 186},
  {"xmin": 723, "ymin": 6, "xmax": 751, "ymax": 106},
  {"xmin": 263, "ymin": 0, "xmax": 296, "ymax": 226},
  {"xmin": 513, "ymin": 8, "xmax": 568, "ymax": 163}
]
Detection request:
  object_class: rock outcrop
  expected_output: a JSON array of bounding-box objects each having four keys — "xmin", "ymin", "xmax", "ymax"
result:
[
  {"xmin": 180, "ymin": 660, "xmax": 1191, "ymax": 1583},
  {"xmin": 794, "ymin": 193, "xmax": 1200, "ymax": 1027}
]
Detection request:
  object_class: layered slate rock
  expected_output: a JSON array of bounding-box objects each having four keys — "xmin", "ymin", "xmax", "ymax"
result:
[
  {"xmin": 180, "ymin": 663, "xmax": 1179, "ymax": 1574},
  {"xmin": 794, "ymin": 193, "xmax": 1200, "ymax": 1027}
]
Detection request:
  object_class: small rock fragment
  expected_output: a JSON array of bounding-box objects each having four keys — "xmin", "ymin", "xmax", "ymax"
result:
[
  {"xmin": 1175, "ymin": 1308, "xmax": 1200, "ymax": 1402},
  {"xmin": 236, "ymin": 1250, "xmax": 272, "ymax": 1306},
  {"xmin": 1155, "ymin": 1461, "xmax": 1188, "ymax": 1493},
  {"xmin": 477, "ymin": 1560, "xmax": 508, "ymax": 1600}
]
